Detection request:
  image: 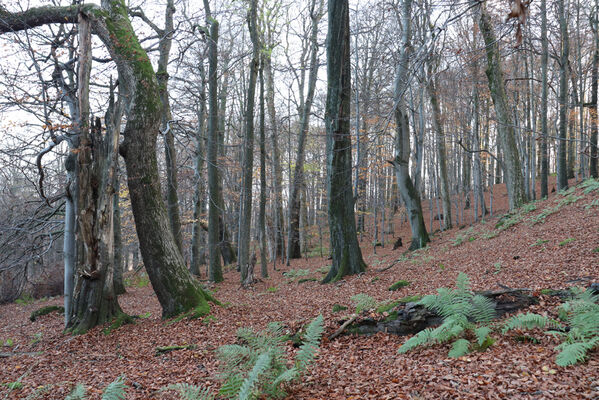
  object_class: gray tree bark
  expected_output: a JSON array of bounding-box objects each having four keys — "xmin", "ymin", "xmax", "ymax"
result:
[
  {"xmin": 322, "ymin": 0, "xmax": 366, "ymax": 283},
  {"xmin": 390, "ymin": 0, "xmax": 430, "ymax": 251},
  {"xmin": 239, "ymin": 0, "xmax": 260, "ymax": 285},
  {"xmin": 203, "ymin": 0, "xmax": 224, "ymax": 282},
  {"xmin": 287, "ymin": 0, "xmax": 323, "ymax": 260},
  {"xmin": 557, "ymin": 0, "xmax": 569, "ymax": 191},
  {"xmin": 475, "ymin": 1, "xmax": 527, "ymax": 210},
  {"xmin": 540, "ymin": 0, "xmax": 550, "ymax": 196}
]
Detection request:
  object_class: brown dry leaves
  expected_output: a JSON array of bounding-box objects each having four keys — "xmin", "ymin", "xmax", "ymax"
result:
[{"xmin": 1, "ymin": 178, "xmax": 598, "ymax": 399}]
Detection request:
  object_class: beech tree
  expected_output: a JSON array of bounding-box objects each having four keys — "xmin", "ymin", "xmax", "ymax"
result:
[
  {"xmin": 0, "ymin": 0, "xmax": 217, "ymax": 323},
  {"xmin": 323, "ymin": 0, "xmax": 366, "ymax": 283}
]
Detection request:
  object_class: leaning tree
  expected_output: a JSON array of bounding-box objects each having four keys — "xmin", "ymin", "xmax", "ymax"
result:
[{"xmin": 0, "ymin": 0, "xmax": 217, "ymax": 329}]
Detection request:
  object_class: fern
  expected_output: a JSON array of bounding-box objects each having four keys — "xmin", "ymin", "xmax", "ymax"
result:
[
  {"xmin": 162, "ymin": 383, "xmax": 215, "ymax": 400},
  {"xmin": 502, "ymin": 313, "xmax": 561, "ymax": 334},
  {"xmin": 216, "ymin": 315, "xmax": 324, "ymax": 399},
  {"xmin": 398, "ymin": 273, "xmax": 496, "ymax": 357},
  {"xmin": 295, "ymin": 314, "xmax": 324, "ymax": 371},
  {"xmin": 448, "ymin": 338, "xmax": 470, "ymax": 358},
  {"xmin": 237, "ymin": 352, "xmax": 271, "ymax": 400},
  {"xmin": 555, "ymin": 339, "xmax": 599, "ymax": 366},
  {"xmin": 65, "ymin": 384, "xmax": 86, "ymax": 400},
  {"xmin": 351, "ymin": 293, "xmax": 377, "ymax": 313},
  {"xmin": 503, "ymin": 288, "xmax": 599, "ymax": 366},
  {"xmin": 101, "ymin": 376, "xmax": 127, "ymax": 400}
]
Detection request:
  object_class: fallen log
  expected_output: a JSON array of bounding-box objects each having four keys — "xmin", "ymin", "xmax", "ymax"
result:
[{"xmin": 348, "ymin": 288, "xmax": 539, "ymax": 336}]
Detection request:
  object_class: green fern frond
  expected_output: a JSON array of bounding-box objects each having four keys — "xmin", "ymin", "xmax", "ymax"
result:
[
  {"xmin": 237, "ymin": 352, "xmax": 271, "ymax": 400},
  {"xmin": 456, "ymin": 272, "xmax": 472, "ymax": 293},
  {"xmin": 474, "ymin": 326, "xmax": 492, "ymax": 346},
  {"xmin": 271, "ymin": 367, "xmax": 299, "ymax": 387},
  {"xmin": 555, "ymin": 339, "xmax": 598, "ymax": 366},
  {"xmin": 218, "ymin": 374, "xmax": 244, "ymax": 399},
  {"xmin": 162, "ymin": 383, "xmax": 215, "ymax": 400},
  {"xmin": 502, "ymin": 313, "xmax": 561, "ymax": 334},
  {"xmin": 580, "ymin": 178, "xmax": 599, "ymax": 194},
  {"xmin": 65, "ymin": 384, "xmax": 86, "ymax": 400},
  {"xmin": 398, "ymin": 328, "xmax": 435, "ymax": 353},
  {"xmin": 101, "ymin": 376, "xmax": 127, "ymax": 400},
  {"xmin": 448, "ymin": 338, "xmax": 470, "ymax": 358},
  {"xmin": 351, "ymin": 293, "xmax": 377, "ymax": 313},
  {"xmin": 296, "ymin": 315, "xmax": 324, "ymax": 371},
  {"xmin": 471, "ymin": 295, "xmax": 496, "ymax": 323}
]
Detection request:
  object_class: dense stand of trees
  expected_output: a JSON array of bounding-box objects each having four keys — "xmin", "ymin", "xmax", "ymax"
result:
[{"xmin": 0, "ymin": 0, "xmax": 596, "ymax": 331}]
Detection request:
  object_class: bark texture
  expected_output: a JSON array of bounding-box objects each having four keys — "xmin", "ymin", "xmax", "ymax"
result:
[
  {"xmin": 323, "ymin": 0, "xmax": 366, "ymax": 283},
  {"xmin": 476, "ymin": 3, "xmax": 527, "ymax": 210}
]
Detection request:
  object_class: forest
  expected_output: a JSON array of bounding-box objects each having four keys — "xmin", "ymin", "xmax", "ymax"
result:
[{"xmin": 0, "ymin": 0, "xmax": 598, "ymax": 398}]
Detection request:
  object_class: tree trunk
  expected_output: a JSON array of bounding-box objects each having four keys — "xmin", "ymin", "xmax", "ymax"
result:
[
  {"xmin": 190, "ymin": 64, "xmax": 207, "ymax": 276},
  {"xmin": 557, "ymin": 0, "xmax": 569, "ymax": 191},
  {"xmin": 426, "ymin": 72, "xmax": 452, "ymax": 230},
  {"xmin": 541, "ymin": 0, "xmax": 550, "ymax": 196},
  {"xmin": 476, "ymin": 2, "xmax": 527, "ymax": 210},
  {"xmin": 264, "ymin": 54, "xmax": 285, "ymax": 262},
  {"xmin": 157, "ymin": 0, "xmax": 183, "ymax": 253},
  {"xmin": 95, "ymin": 0, "xmax": 216, "ymax": 317},
  {"xmin": 323, "ymin": 0, "xmax": 366, "ymax": 283},
  {"xmin": 391, "ymin": 0, "xmax": 430, "ymax": 251},
  {"xmin": 239, "ymin": 0, "xmax": 260, "ymax": 284},
  {"xmin": 69, "ymin": 14, "xmax": 121, "ymax": 333},
  {"xmin": 287, "ymin": 0, "xmax": 322, "ymax": 260},
  {"xmin": 203, "ymin": 1, "xmax": 224, "ymax": 282},
  {"xmin": 591, "ymin": 0, "xmax": 598, "ymax": 178},
  {"xmin": 259, "ymin": 58, "xmax": 268, "ymax": 278}
]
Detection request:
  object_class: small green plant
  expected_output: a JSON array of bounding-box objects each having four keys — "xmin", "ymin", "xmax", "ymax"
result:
[
  {"xmin": 398, "ymin": 295, "xmax": 423, "ymax": 304},
  {"xmin": 161, "ymin": 383, "xmax": 215, "ymax": 400},
  {"xmin": 558, "ymin": 238, "xmax": 575, "ymax": 246},
  {"xmin": 65, "ymin": 376, "xmax": 127, "ymax": 400},
  {"xmin": 266, "ymin": 286, "xmax": 278, "ymax": 293},
  {"xmin": 316, "ymin": 266, "xmax": 330, "ymax": 274},
  {"xmin": 138, "ymin": 312, "xmax": 152, "ymax": 319},
  {"xmin": 388, "ymin": 280, "xmax": 410, "ymax": 291},
  {"xmin": 216, "ymin": 315, "xmax": 324, "ymax": 399},
  {"xmin": 203, "ymin": 315, "xmax": 217, "ymax": 325},
  {"xmin": 124, "ymin": 272, "xmax": 150, "ymax": 288},
  {"xmin": 15, "ymin": 293, "xmax": 35, "ymax": 305},
  {"xmin": 29, "ymin": 332, "xmax": 43, "ymax": 345},
  {"xmin": 531, "ymin": 239, "xmax": 549, "ymax": 247},
  {"xmin": 370, "ymin": 276, "xmax": 380, "ymax": 283},
  {"xmin": 451, "ymin": 234, "xmax": 465, "ymax": 247},
  {"xmin": 493, "ymin": 262, "xmax": 502, "ymax": 275},
  {"xmin": 580, "ymin": 178, "xmax": 599, "ymax": 194},
  {"xmin": 593, "ymin": 247, "xmax": 599, "ymax": 253},
  {"xmin": 282, "ymin": 269, "xmax": 310, "ymax": 281},
  {"xmin": 332, "ymin": 304, "xmax": 348, "ymax": 313},
  {"xmin": 585, "ymin": 199, "xmax": 599, "ymax": 209},
  {"xmin": 351, "ymin": 294, "xmax": 377, "ymax": 313},
  {"xmin": 398, "ymin": 273, "xmax": 496, "ymax": 358},
  {"xmin": 3, "ymin": 338, "xmax": 14, "ymax": 347},
  {"xmin": 502, "ymin": 288, "xmax": 599, "ymax": 366},
  {"xmin": 376, "ymin": 300, "xmax": 400, "ymax": 314},
  {"xmin": 2, "ymin": 381, "xmax": 23, "ymax": 390},
  {"xmin": 103, "ymin": 313, "xmax": 136, "ymax": 335}
]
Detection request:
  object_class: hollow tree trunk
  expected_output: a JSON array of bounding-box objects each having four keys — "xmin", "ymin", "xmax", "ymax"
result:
[{"xmin": 69, "ymin": 14, "xmax": 121, "ymax": 333}]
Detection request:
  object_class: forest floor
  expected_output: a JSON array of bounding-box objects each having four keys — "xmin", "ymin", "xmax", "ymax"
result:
[{"xmin": 1, "ymin": 177, "xmax": 598, "ymax": 399}]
